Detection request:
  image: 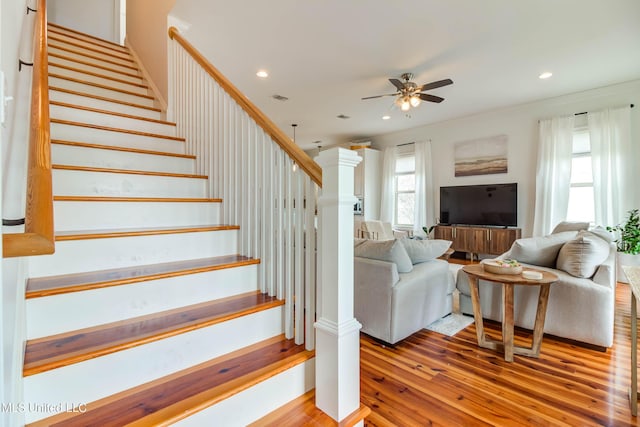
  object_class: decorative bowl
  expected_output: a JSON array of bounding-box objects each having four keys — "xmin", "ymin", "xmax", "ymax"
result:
[{"xmin": 483, "ymin": 259, "xmax": 523, "ymax": 275}]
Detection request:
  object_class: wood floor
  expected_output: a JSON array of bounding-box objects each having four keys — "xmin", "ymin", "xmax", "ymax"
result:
[{"xmin": 361, "ymin": 282, "xmax": 639, "ymax": 426}]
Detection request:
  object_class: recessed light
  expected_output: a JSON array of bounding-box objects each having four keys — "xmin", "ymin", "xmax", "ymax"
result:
[
  {"xmin": 539, "ymin": 72, "xmax": 553, "ymax": 79},
  {"xmin": 256, "ymin": 70, "xmax": 269, "ymax": 78},
  {"xmin": 382, "ymin": 115, "xmax": 391, "ymax": 120}
]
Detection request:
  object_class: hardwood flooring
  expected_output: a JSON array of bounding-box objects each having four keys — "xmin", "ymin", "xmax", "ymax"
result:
[{"xmin": 361, "ymin": 282, "xmax": 639, "ymax": 426}]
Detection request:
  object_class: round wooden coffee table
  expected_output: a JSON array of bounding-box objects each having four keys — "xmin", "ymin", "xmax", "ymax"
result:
[{"xmin": 462, "ymin": 264, "xmax": 558, "ymax": 362}]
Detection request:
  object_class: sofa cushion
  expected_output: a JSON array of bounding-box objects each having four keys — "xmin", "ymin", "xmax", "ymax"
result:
[
  {"xmin": 556, "ymin": 231, "xmax": 611, "ymax": 278},
  {"xmin": 552, "ymin": 221, "xmax": 590, "ymax": 234},
  {"xmin": 508, "ymin": 231, "xmax": 578, "ymax": 267},
  {"xmin": 354, "ymin": 239, "xmax": 413, "ymax": 273},
  {"xmin": 588, "ymin": 226, "xmax": 615, "ymax": 243},
  {"xmin": 399, "ymin": 239, "xmax": 452, "ymax": 264}
]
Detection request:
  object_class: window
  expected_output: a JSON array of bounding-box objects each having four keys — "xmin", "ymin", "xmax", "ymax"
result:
[
  {"xmin": 395, "ymin": 155, "xmax": 415, "ymax": 226},
  {"xmin": 566, "ymin": 129, "xmax": 595, "ymax": 223}
]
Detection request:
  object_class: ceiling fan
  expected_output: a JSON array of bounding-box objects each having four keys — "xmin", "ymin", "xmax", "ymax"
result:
[{"xmin": 362, "ymin": 73, "xmax": 453, "ymax": 111}]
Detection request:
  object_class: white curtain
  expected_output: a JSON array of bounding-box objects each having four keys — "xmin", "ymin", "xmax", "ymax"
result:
[
  {"xmin": 379, "ymin": 146, "xmax": 397, "ymax": 224},
  {"xmin": 589, "ymin": 106, "xmax": 633, "ymax": 226},
  {"xmin": 413, "ymin": 141, "xmax": 435, "ymax": 237},
  {"xmin": 532, "ymin": 115, "xmax": 575, "ymax": 236}
]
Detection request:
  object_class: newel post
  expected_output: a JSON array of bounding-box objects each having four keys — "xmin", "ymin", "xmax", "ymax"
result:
[{"xmin": 314, "ymin": 148, "xmax": 362, "ymax": 422}]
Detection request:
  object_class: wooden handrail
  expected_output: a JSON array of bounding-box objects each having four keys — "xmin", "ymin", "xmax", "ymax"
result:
[
  {"xmin": 3, "ymin": 0, "xmax": 54, "ymax": 258},
  {"xmin": 168, "ymin": 27, "xmax": 322, "ymax": 187}
]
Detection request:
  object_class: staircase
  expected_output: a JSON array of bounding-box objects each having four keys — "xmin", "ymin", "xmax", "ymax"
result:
[{"xmin": 22, "ymin": 22, "xmax": 314, "ymax": 426}]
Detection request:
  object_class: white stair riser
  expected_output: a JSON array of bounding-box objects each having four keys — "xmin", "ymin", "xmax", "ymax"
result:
[
  {"xmin": 54, "ymin": 200, "xmax": 219, "ymax": 230},
  {"xmin": 48, "ymin": 27, "xmax": 126, "ymax": 54},
  {"xmin": 23, "ymin": 308, "xmax": 284, "ymax": 423},
  {"xmin": 52, "ymin": 144, "xmax": 192, "ymax": 175},
  {"xmin": 49, "ymin": 89, "xmax": 162, "ymax": 120},
  {"xmin": 29, "ymin": 229, "xmax": 238, "ymax": 277},
  {"xmin": 52, "ymin": 169, "xmax": 205, "ymax": 198},
  {"xmin": 49, "ymin": 76, "xmax": 154, "ymax": 106},
  {"xmin": 48, "ymin": 45, "xmax": 138, "ymax": 75},
  {"xmin": 48, "ymin": 36, "xmax": 133, "ymax": 64},
  {"xmin": 50, "ymin": 103, "xmax": 175, "ymax": 136},
  {"xmin": 27, "ymin": 265, "xmax": 258, "ymax": 338},
  {"xmin": 49, "ymin": 55, "xmax": 143, "ymax": 85},
  {"xmin": 48, "ymin": 42, "xmax": 136, "ymax": 69},
  {"xmin": 175, "ymin": 360, "xmax": 315, "ymax": 427},
  {"xmin": 50, "ymin": 122, "xmax": 184, "ymax": 153},
  {"xmin": 49, "ymin": 64, "xmax": 148, "ymax": 95}
]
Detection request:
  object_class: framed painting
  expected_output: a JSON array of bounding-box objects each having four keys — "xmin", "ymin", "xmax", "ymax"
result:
[{"xmin": 454, "ymin": 135, "xmax": 508, "ymax": 177}]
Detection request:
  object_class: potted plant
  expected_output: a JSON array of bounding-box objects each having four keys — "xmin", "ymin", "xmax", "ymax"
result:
[{"xmin": 607, "ymin": 208, "xmax": 640, "ymax": 283}]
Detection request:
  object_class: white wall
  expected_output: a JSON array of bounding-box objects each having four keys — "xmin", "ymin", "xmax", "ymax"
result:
[
  {"xmin": 1, "ymin": 0, "xmax": 31, "ymax": 423},
  {"xmin": 371, "ymin": 80, "xmax": 640, "ymax": 237},
  {"xmin": 48, "ymin": 0, "xmax": 120, "ymax": 43},
  {"xmin": 126, "ymin": 0, "xmax": 176, "ymax": 106}
]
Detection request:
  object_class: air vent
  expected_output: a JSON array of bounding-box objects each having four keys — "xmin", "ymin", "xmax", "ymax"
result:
[
  {"xmin": 312, "ymin": 140, "xmax": 322, "ymax": 144},
  {"xmin": 272, "ymin": 94, "xmax": 289, "ymax": 101},
  {"xmin": 337, "ymin": 114, "xmax": 350, "ymax": 119}
]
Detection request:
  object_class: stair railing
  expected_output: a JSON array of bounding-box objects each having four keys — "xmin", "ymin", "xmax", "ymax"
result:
[
  {"xmin": 168, "ymin": 27, "xmax": 320, "ymax": 350},
  {"xmin": 3, "ymin": 0, "xmax": 54, "ymax": 258}
]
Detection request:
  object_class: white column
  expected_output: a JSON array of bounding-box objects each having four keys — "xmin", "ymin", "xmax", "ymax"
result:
[{"xmin": 314, "ymin": 148, "xmax": 362, "ymax": 422}]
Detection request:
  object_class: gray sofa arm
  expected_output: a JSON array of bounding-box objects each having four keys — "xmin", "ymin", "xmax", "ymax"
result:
[{"xmin": 354, "ymin": 257, "xmax": 399, "ymax": 342}]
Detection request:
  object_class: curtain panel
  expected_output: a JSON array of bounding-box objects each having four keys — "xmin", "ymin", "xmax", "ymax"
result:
[
  {"xmin": 533, "ymin": 115, "xmax": 574, "ymax": 236},
  {"xmin": 413, "ymin": 141, "xmax": 435, "ymax": 237},
  {"xmin": 379, "ymin": 146, "xmax": 397, "ymax": 224},
  {"xmin": 588, "ymin": 106, "xmax": 633, "ymax": 226}
]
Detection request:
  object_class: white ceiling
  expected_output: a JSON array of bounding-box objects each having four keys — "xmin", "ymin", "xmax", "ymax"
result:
[{"xmin": 170, "ymin": 0, "xmax": 640, "ymax": 150}]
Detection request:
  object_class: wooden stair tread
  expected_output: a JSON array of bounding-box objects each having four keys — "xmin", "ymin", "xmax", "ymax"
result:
[
  {"xmin": 52, "ymin": 139, "xmax": 191, "ymax": 159},
  {"xmin": 50, "ymin": 119, "xmax": 184, "ymax": 141},
  {"xmin": 48, "ymin": 34, "xmax": 134, "ymax": 63},
  {"xmin": 52, "ymin": 164, "xmax": 204, "ymax": 179},
  {"xmin": 27, "ymin": 335, "xmax": 312, "ymax": 426},
  {"xmin": 48, "ymin": 73, "xmax": 153, "ymax": 99},
  {"xmin": 50, "ymin": 86, "xmax": 161, "ymax": 112},
  {"xmin": 24, "ymin": 291, "xmax": 283, "ymax": 376},
  {"xmin": 27, "ymin": 254, "xmax": 258, "ymax": 298},
  {"xmin": 48, "ymin": 63, "xmax": 148, "ymax": 89},
  {"xmin": 50, "ymin": 102, "xmax": 174, "ymax": 126},
  {"xmin": 249, "ymin": 390, "xmax": 371, "ymax": 427},
  {"xmin": 49, "ymin": 42, "xmax": 139, "ymax": 71},
  {"xmin": 54, "ymin": 224, "xmax": 240, "ymax": 241},
  {"xmin": 49, "ymin": 52, "xmax": 142, "ymax": 80},
  {"xmin": 48, "ymin": 22, "xmax": 128, "ymax": 51}
]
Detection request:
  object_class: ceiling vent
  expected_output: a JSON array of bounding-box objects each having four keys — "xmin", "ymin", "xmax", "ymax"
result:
[
  {"xmin": 337, "ymin": 114, "xmax": 350, "ymax": 120},
  {"xmin": 272, "ymin": 94, "xmax": 289, "ymax": 101}
]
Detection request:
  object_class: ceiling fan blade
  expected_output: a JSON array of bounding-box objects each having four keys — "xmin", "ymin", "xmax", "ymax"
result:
[
  {"xmin": 418, "ymin": 93, "xmax": 445, "ymax": 103},
  {"xmin": 362, "ymin": 93, "xmax": 398, "ymax": 100},
  {"xmin": 417, "ymin": 78, "xmax": 453, "ymax": 92},
  {"xmin": 389, "ymin": 78, "xmax": 405, "ymax": 91}
]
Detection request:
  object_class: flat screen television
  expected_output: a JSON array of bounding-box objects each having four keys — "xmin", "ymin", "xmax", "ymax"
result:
[{"xmin": 439, "ymin": 183, "xmax": 517, "ymax": 227}]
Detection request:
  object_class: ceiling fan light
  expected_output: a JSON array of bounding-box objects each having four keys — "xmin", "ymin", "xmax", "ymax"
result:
[
  {"xmin": 410, "ymin": 95, "xmax": 421, "ymax": 107},
  {"xmin": 400, "ymin": 97, "xmax": 411, "ymax": 111}
]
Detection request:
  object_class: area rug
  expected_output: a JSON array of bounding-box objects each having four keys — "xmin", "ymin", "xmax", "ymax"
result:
[{"xmin": 426, "ymin": 313, "xmax": 474, "ymax": 336}]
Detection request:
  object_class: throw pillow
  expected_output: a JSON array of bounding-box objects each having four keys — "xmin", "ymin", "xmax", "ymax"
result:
[
  {"xmin": 556, "ymin": 230, "xmax": 611, "ymax": 278},
  {"xmin": 552, "ymin": 221, "xmax": 590, "ymax": 234},
  {"xmin": 354, "ymin": 239, "xmax": 413, "ymax": 273},
  {"xmin": 399, "ymin": 239, "xmax": 452, "ymax": 264},
  {"xmin": 508, "ymin": 231, "xmax": 578, "ymax": 268}
]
